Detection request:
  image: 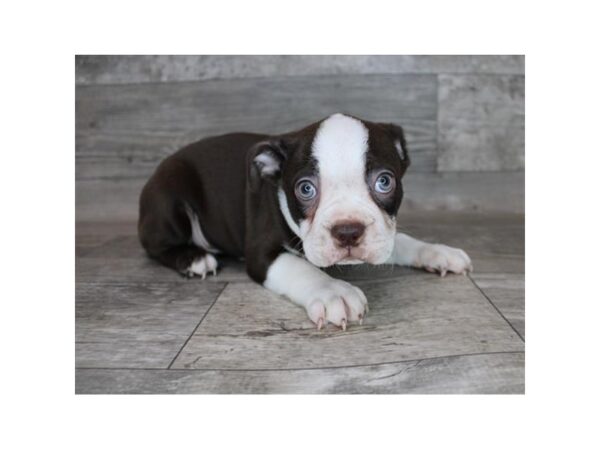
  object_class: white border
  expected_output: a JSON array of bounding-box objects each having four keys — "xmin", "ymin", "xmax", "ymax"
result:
[{"xmin": 3, "ymin": 0, "xmax": 600, "ymax": 449}]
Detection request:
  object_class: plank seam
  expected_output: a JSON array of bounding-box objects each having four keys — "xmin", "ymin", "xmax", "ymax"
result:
[
  {"xmin": 468, "ymin": 274, "xmax": 525, "ymax": 342},
  {"xmin": 166, "ymin": 282, "xmax": 229, "ymax": 369}
]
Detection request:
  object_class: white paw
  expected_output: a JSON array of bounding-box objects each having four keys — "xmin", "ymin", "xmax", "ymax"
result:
[
  {"xmin": 417, "ymin": 244, "xmax": 473, "ymax": 277},
  {"xmin": 186, "ymin": 254, "xmax": 218, "ymax": 279},
  {"xmin": 305, "ymin": 280, "xmax": 368, "ymax": 330}
]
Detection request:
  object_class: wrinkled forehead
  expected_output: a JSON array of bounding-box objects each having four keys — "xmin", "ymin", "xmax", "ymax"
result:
[{"xmin": 311, "ymin": 114, "xmax": 369, "ymax": 180}]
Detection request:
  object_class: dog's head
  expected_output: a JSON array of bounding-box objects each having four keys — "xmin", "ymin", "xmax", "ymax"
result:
[{"xmin": 251, "ymin": 113, "xmax": 410, "ymax": 267}]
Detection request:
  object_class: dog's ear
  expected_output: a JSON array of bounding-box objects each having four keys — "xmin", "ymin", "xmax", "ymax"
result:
[
  {"xmin": 379, "ymin": 123, "xmax": 410, "ymax": 174},
  {"xmin": 249, "ymin": 139, "xmax": 289, "ymax": 191}
]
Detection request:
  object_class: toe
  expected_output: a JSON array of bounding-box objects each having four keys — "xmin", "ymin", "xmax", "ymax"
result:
[
  {"xmin": 324, "ymin": 298, "xmax": 347, "ymax": 327},
  {"xmin": 205, "ymin": 254, "xmax": 218, "ymax": 276},
  {"xmin": 307, "ymin": 301, "xmax": 326, "ymax": 327}
]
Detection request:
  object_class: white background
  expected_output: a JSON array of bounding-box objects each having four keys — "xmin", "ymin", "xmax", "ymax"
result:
[{"xmin": 1, "ymin": 0, "xmax": 599, "ymax": 448}]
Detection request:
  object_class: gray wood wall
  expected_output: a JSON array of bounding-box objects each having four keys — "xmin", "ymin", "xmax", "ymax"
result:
[{"xmin": 76, "ymin": 55, "xmax": 524, "ymax": 221}]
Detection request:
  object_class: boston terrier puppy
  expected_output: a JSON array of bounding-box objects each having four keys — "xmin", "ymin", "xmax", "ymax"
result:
[{"xmin": 138, "ymin": 113, "xmax": 473, "ymax": 330}]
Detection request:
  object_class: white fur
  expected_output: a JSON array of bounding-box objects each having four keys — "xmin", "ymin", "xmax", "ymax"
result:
[
  {"xmin": 386, "ymin": 232, "xmax": 473, "ymax": 275},
  {"xmin": 184, "ymin": 204, "xmax": 220, "ymax": 253},
  {"xmin": 255, "ymin": 151, "xmax": 280, "ymax": 175},
  {"xmin": 395, "ymin": 139, "xmax": 405, "ymax": 159},
  {"xmin": 299, "ymin": 113, "xmax": 396, "ymax": 267},
  {"xmin": 188, "ymin": 254, "xmax": 218, "ymax": 279},
  {"xmin": 264, "ymin": 252, "xmax": 368, "ymax": 327},
  {"xmin": 277, "ymin": 188, "xmax": 301, "ymax": 237}
]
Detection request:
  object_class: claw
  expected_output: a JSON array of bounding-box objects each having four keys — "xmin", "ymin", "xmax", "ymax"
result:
[
  {"xmin": 316, "ymin": 318, "xmax": 323, "ymax": 330},
  {"xmin": 440, "ymin": 268, "xmax": 447, "ymax": 277},
  {"xmin": 201, "ymin": 272, "xmax": 207, "ymax": 280},
  {"xmin": 341, "ymin": 318, "xmax": 347, "ymax": 331}
]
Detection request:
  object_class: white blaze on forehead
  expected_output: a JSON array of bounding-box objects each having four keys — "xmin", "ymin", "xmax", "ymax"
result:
[
  {"xmin": 312, "ymin": 114, "xmax": 369, "ymax": 180},
  {"xmin": 297, "ymin": 114, "xmax": 397, "ymax": 267}
]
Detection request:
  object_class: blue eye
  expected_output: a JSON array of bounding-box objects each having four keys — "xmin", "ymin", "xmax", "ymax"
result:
[
  {"xmin": 374, "ymin": 173, "xmax": 395, "ymax": 194},
  {"xmin": 295, "ymin": 180, "xmax": 317, "ymax": 200}
]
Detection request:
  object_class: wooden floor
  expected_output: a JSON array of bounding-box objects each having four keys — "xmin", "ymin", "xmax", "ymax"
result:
[{"xmin": 75, "ymin": 212, "xmax": 524, "ymax": 394}]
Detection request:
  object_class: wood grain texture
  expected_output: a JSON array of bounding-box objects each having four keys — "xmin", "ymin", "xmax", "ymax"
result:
[
  {"xmin": 75, "ymin": 213, "xmax": 525, "ymax": 392},
  {"xmin": 76, "ymin": 238, "xmax": 250, "ymax": 284},
  {"xmin": 170, "ymin": 275, "xmax": 523, "ymax": 370},
  {"xmin": 76, "ymin": 352, "xmax": 524, "ymax": 394},
  {"xmin": 76, "ymin": 280, "xmax": 225, "ymax": 368},
  {"xmin": 76, "ymin": 212, "xmax": 524, "ymax": 285},
  {"xmin": 76, "ymin": 74, "xmax": 437, "ymax": 181},
  {"xmin": 76, "ymin": 172, "xmax": 525, "ymax": 222},
  {"xmin": 76, "ymin": 55, "xmax": 525, "ymax": 85},
  {"xmin": 471, "ymin": 273, "xmax": 525, "ymax": 338},
  {"xmin": 438, "ymin": 74, "xmax": 525, "ymax": 171},
  {"xmin": 398, "ymin": 211, "xmax": 525, "ymax": 274}
]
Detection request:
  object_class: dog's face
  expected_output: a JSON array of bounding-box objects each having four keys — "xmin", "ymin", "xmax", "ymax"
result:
[{"xmin": 251, "ymin": 113, "xmax": 410, "ymax": 267}]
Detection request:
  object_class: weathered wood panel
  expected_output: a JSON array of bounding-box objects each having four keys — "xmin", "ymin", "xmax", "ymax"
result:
[
  {"xmin": 75, "ymin": 212, "xmax": 524, "ymax": 285},
  {"xmin": 76, "ymin": 74, "xmax": 438, "ymax": 180},
  {"xmin": 75, "ymin": 55, "xmax": 525, "ymax": 85},
  {"xmin": 76, "ymin": 281, "xmax": 225, "ymax": 368},
  {"xmin": 75, "ymin": 172, "xmax": 525, "ymax": 222},
  {"xmin": 170, "ymin": 276, "xmax": 523, "ymax": 370},
  {"xmin": 471, "ymin": 273, "xmax": 525, "ymax": 338},
  {"xmin": 76, "ymin": 352, "xmax": 524, "ymax": 394},
  {"xmin": 398, "ymin": 209, "xmax": 525, "ymax": 274},
  {"xmin": 75, "ymin": 212, "xmax": 525, "ymax": 392},
  {"xmin": 438, "ymin": 74, "xmax": 525, "ymax": 171}
]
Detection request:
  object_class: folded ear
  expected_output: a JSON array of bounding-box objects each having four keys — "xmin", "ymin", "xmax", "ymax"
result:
[
  {"xmin": 249, "ymin": 139, "xmax": 289, "ymax": 191},
  {"xmin": 379, "ymin": 123, "xmax": 410, "ymax": 172}
]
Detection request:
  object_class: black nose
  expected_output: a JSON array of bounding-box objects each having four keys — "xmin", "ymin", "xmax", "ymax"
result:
[{"xmin": 331, "ymin": 222, "xmax": 366, "ymax": 248}]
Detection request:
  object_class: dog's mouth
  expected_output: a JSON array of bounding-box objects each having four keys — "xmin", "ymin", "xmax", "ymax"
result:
[
  {"xmin": 336, "ymin": 257, "xmax": 365, "ymax": 265},
  {"xmin": 333, "ymin": 247, "xmax": 367, "ymax": 265}
]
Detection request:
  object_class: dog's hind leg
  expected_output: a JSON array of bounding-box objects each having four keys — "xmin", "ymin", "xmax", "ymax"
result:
[
  {"xmin": 154, "ymin": 245, "xmax": 218, "ymax": 279},
  {"xmin": 138, "ymin": 180, "xmax": 219, "ymax": 279}
]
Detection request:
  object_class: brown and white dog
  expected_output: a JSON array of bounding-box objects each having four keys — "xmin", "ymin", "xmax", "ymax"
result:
[{"xmin": 138, "ymin": 113, "xmax": 472, "ymax": 330}]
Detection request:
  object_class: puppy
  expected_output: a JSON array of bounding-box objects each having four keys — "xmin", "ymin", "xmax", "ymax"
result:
[{"xmin": 138, "ymin": 113, "xmax": 472, "ymax": 330}]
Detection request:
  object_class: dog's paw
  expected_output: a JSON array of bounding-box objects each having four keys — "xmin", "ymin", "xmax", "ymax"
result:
[
  {"xmin": 305, "ymin": 280, "xmax": 368, "ymax": 331},
  {"xmin": 417, "ymin": 244, "xmax": 473, "ymax": 277},
  {"xmin": 186, "ymin": 254, "xmax": 218, "ymax": 279}
]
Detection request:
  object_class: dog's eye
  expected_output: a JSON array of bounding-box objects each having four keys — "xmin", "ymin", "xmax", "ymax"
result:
[
  {"xmin": 374, "ymin": 172, "xmax": 395, "ymax": 194},
  {"xmin": 295, "ymin": 179, "xmax": 318, "ymax": 201}
]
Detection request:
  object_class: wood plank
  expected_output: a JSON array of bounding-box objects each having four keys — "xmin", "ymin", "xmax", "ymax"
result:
[
  {"xmin": 76, "ymin": 352, "xmax": 524, "ymax": 394},
  {"xmin": 76, "ymin": 237, "xmax": 250, "ymax": 284},
  {"xmin": 438, "ymin": 74, "xmax": 525, "ymax": 171},
  {"xmin": 76, "ymin": 280, "xmax": 226, "ymax": 368},
  {"xmin": 76, "ymin": 74, "xmax": 438, "ymax": 180},
  {"xmin": 397, "ymin": 210, "xmax": 525, "ymax": 274},
  {"xmin": 402, "ymin": 171, "xmax": 524, "ymax": 215},
  {"xmin": 471, "ymin": 273, "xmax": 525, "ymax": 338},
  {"xmin": 75, "ymin": 211, "xmax": 524, "ymax": 286},
  {"xmin": 75, "ymin": 172, "xmax": 525, "ymax": 222},
  {"xmin": 170, "ymin": 275, "xmax": 523, "ymax": 370},
  {"xmin": 75, "ymin": 55, "xmax": 525, "ymax": 85}
]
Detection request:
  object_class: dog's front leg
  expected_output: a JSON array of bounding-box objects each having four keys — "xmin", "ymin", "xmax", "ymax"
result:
[
  {"xmin": 263, "ymin": 252, "xmax": 368, "ymax": 330},
  {"xmin": 387, "ymin": 233, "xmax": 473, "ymax": 276}
]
